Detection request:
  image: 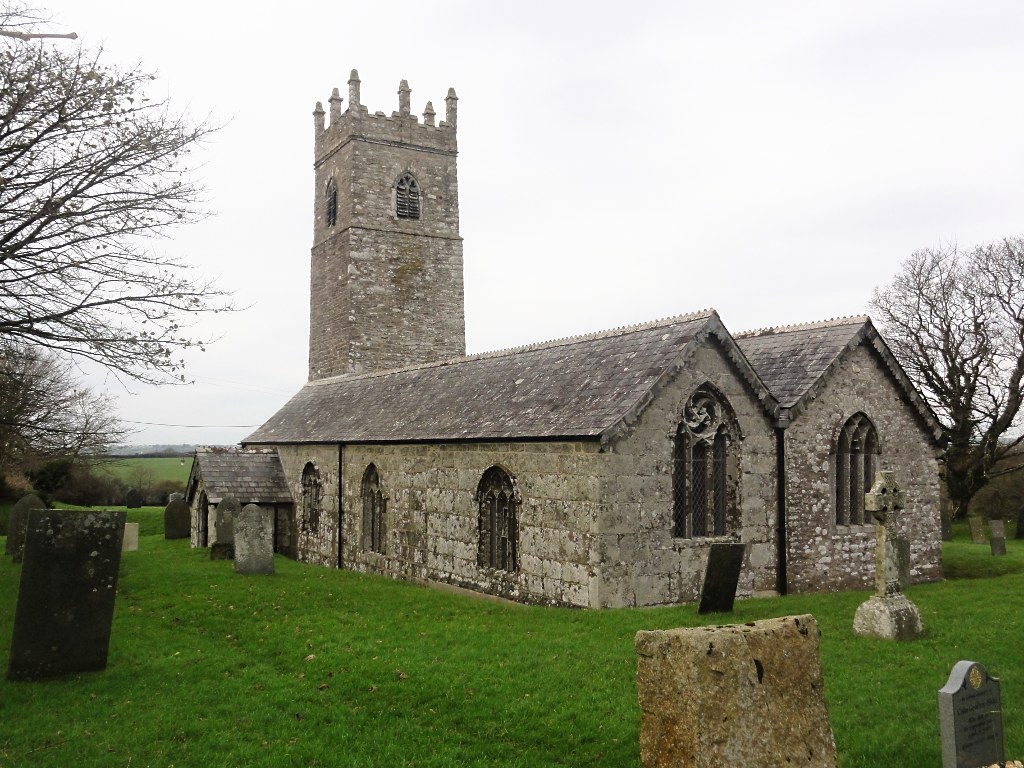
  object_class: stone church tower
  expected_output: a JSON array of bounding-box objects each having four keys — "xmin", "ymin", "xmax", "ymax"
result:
[{"xmin": 308, "ymin": 70, "xmax": 466, "ymax": 380}]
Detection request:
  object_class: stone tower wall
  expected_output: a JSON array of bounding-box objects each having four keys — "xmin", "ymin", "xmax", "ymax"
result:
[{"xmin": 308, "ymin": 71, "xmax": 465, "ymax": 380}]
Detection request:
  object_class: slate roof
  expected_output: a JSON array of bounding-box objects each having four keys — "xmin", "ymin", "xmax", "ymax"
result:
[
  {"xmin": 244, "ymin": 309, "xmax": 776, "ymax": 446},
  {"xmin": 735, "ymin": 316, "xmax": 943, "ymax": 441},
  {"xmin": 187, "ymin": 446, "xmax": 292, "ymax": 505}
]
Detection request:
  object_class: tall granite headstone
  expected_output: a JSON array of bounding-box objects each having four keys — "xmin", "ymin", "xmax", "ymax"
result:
[
  {"xmin": 636, "ymin": 615, "xmax": 837, "ymax": 768},
  {"xmin": 210, "ymin": 494, "xmax": 240, "ymax": 560},
  {"xmin": 7, "ymin": 509, "xmax": 126, "ymax": 680},
  {"xmin": 163, "ymin": 497, "xmax": 191, "ymax": 540},
  {"xmin": 234, "ymin": 504, "xmax": 274, "ymax": 574},
  {"xmin": 939, "ymin": 660, "xmax": 1004, "ymax": 768},
  {"xmin": 989, "ymin": 519, "xmax": 1007, "ymax": 557},
  {"xmin": 697, "ymin": 542, "xmax": 747, "ymax": 614},
  {"xmin": 6, "ymin": 493, "xmax": 45, "ymax": 563}
]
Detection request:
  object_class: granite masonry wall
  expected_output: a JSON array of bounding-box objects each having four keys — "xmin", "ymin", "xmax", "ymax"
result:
[
  {"xmin": 783, "ymin": 343, "xmax": 943, "ymax": 593},
  {"xmin": 275, "ymin": 444, "xmax": 342, "ymax": 568},
  {"xmin": 598, "ymin": 339, "xmax": 779, "ymax": 607}
]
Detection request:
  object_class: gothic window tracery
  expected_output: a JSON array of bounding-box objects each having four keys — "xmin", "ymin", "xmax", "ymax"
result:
[
  {"xmin": 672, "ymin": 387, "xmax": 738, "ymax": 538},
  {"xmin": 477, "ymin": 466, "xmax": 519, "ymax": 572},
  {"xmin": 361, "ymin": 464, "xmax": 386, "ymax": 554},
  {"xmin": 301, "ymin": 462, "xmax": 322, "ymax": 533},
  {"xmin": 395, "ymin": 173, "xmax": 420, "ymax": 220},
  {"xmin": 834, "ymin": 413, "xmax": 879, "ymax": 526}
]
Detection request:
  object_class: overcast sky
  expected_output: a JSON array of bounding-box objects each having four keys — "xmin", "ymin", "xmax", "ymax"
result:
[{"xmin": 37, "ymin": 0, "xmax": 1024, "ymax": 447}]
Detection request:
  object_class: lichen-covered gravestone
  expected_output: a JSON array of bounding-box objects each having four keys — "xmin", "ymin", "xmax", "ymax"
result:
[
  {"xmin": 163, "ymin": 496, "xmax": 191, "ymax": 540},
  {"xmin": 852, "ymin": 471, "xmax": 925, "ymax": 640},
  {"xmin": 5, "ymin": 492, "xmax": 45, "ymax": 563},
  {"xmin": 968, "ymin": 516, "xmax": 986, "ymax": 545},
  {"xmin": 7, "ymin": 509, "xmax": 126, "ymax": 680},
  {"xmin": 989, "ymin": 519, "xmax": 1007, "ymax": 557},
  {"xmin": 635, "ymin": 615, "xmax": 837, "ymax": 768},
  {"xmin": 210, "ymin": 494, "xmax": 240, "ymax": 560},
  {"xmin": 939, "ymin": 660, "xmax": 1004, "ymax": 768},
  {"xmin": 234, "ymin": 504, "xmax": 274, "ymax": 574},
  {"xmin": 122, "ymin": 522, "xmax": 139, "ymax": 552}
]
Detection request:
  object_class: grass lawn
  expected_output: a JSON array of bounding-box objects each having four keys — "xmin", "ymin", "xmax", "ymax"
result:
[
  {"xmin": 96, "ymin": 456, "xmax": 194, "ymax": 486},
  {"xmin": 0, "ymin": 509, "xmax": 1020, "ymax": 767}
]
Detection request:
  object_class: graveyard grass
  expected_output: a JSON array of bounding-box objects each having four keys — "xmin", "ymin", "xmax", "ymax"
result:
[{"xmin": 0, "ymin": 513, "xmax": 1021, "ymax": 768}]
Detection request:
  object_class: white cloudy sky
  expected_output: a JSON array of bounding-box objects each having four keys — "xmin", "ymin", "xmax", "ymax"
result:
[{"xmin": 35, "ymin": 0, "xmax": 1024, "ymax": 446}]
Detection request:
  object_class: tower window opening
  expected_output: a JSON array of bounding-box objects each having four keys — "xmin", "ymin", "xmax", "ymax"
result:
[
  {"xmin": 396, "ymin": 173, "xmax": 420, "ymax": 220},
  {"xmin": 325, "ymin": 180, "xmax": 338, "ymax": 227}
]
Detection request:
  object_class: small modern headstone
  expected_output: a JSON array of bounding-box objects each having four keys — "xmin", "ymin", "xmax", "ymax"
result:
[
  {"xmin": 968, "ymin": 516, "xmax": 986, "ymax": 545},
  {"xmin": 234, "ymin": 504, "xmax": 274, "ymax": 574},
  {"xmin": 163, "ymin": 497, "xmax": 191, "ymax": 540},
  {"xmin": 124, "ymin": 488, "xmax": 143, "ymax": 509},
  {"xmin": 210, "ymin": 495, "xmax": 240, "ymax": 560},
  {"xmin": 852, "ymin": 471, "xmax": 925, "ymax": 641},
  {"xmin": 635, "ymin": 615, "xmax": 837, "ymax": 767},
  {"xmin": 697, "ymin": 542, "xmax": 747, "ymax": 614},
  {"xmin": 989, "ymin": 519, "xmax": 1007, "ymax": 557},
  {"xmin": 122, "ymin": 522, "xmax": 139, "ymax": 552},
  {"xmin": 7, "ymin": 509, "xmax": 126, "ymax": 680},
  {"xmin": 939, "ymin": 660, "xmax": 1004, "ymax": 768},
  {"xmin": 5, "ymin": 493, "xmax": 44, "ymax": 563}
]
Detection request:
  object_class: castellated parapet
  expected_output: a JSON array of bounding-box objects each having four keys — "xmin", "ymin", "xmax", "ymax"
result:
[{"xmin": 308, "ymin": 70, "xmax": 466, "ymax": 381}]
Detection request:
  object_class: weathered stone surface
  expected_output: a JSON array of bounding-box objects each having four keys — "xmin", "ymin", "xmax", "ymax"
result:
[
  {"xmin": 852, "ymin": 594, "xmax": 925, "ymax": 640},
  {"xmin": 939, "ymin": 660, "xmax": 1004, "ymax": 768},
  {"xmin": 969, "ymin": 516, "xmax": 986, "ymax": 544},
  {"xmin": 164, "ymin": 497, "xmax": 191, "ymax": 539},
  {"xmin": 210, "ymin": 542, "xmax": 234, "ymax": 560},
  {"xmin": 635, "ymin": 615, "xmax": 836, "ymax": 768},
  {"xmin": 122, "ymin": 522, "xmax": 139, "ymax": 552},
  {"xmin": 214, "ymin": 495, "xmax": 240, "ymax": 546},
  {"xmin": 6, "ymin": 493, "xmax": 44, "ymax": 563},
  {"xmin": 697, "ymin": 542, "xmax": 746, "ymax": 614},
  {"xmin": 989, "ymin": 519, "xmax": 1007, "ymax": 556},
  {"xmin": 8, "ymin": 509, "xmax": 126, "ymax": 680},
  {"xmin": 234, "ymin": 504, "xmax": 274, "ymax": 574},
  {"xmin": 896, "ymin": 535, "xmax": 911, "ymax": 590}
]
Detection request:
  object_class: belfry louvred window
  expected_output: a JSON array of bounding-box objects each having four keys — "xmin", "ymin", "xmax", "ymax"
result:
[
  {"xmin": 325, "ymin": 179, "xmax": 337, "ymax": 227},
  {"xmin": 395, "ymin": 173, "xmax": 420, "ymax": 219},
  {"xmin": 672, "ymin": 387, "xmax": 738, "ymax": 538}
]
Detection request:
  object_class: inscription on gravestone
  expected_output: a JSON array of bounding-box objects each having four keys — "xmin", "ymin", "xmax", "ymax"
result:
[
  {"xmin": 939, "ymin": 660, "xmax": 1004, "ymax": 768},
  {"xmin": 5, "ymin": 492, "xmax": 44, "ymax": 563},
  {"xmin": 697, "ymin": 542, "xmax": 747, "ymax": 614},
  {"xmin": 7, "ymin": 509, "xmax": 126, "ymax": 680},
  {"xmin": 234, "ymin": 504, "xmax": 274, "ymax": 574}
]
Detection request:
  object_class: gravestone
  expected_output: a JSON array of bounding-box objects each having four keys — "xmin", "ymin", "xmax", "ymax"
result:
[
  {"xmin": 210, "ymin": 495, "xmax": 240, "ymax": 560},
  {"xmin": 697, "ymin": 542, "xmax": 746, "ymax": 614},
  {"xmin": 168, "ymin": 492, "xmax": 184, "ymax": 503},
  {"xmin": 122, "ymin": 522, "xmax": 139, "ymax": 552},
  {"xmin": 234, "ymin": 504, "xmax": 274, "ymax": 574},
  {"xmin": 124, "ymin": 488, "xmax": 143, "ymax": 509},
  {"xmin": 635, "ymin": 615, "xmax": 837, "ymax": 768},
  {"xmin": 163, "ymin": 497, "xmax": 191, "ymax": 540},
  {"xmin": 6, "ymin": 493, "xmax": 44, "ymax": 563},
  {"xmin": 896, "ymin": 535, "xmax": 911, "ymax": 590},
  {"xmin": 1016, "ymin": 504, "xmax": 1024, "ymax": 540},
  {"xmin": 939, "ymin": 660, "xmax": 1004, "ymax": 768},
  {"xmin": 989, "ymin": 519, "xmax": 1007, "ymax": 557},
  {"xmin": 853, "ymin": 471, "xmax": 925, "ymax": 641},
  {"xmin": 7, "ymin": 509, "xmax": 126, "ymax": 680},
  {"xmin": 968, "ymin": 516, "xmax": 986, "ymax": 545}
]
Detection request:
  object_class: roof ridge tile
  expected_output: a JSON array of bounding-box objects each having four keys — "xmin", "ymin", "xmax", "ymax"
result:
[{"xmin": 735, "ymin": 315, "xmax": 870, "ymax": 339}]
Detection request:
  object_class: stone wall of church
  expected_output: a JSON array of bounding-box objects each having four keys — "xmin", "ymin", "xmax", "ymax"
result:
[
  {"xmin": 337, "ymin": 442, "xmax": 604, "ymax": 607},
  {"xmin": 782, "ymin": 343, "xmax": 943, "ymax": 594},
  {"xmin": 275, "ymin": 445, "xmax": 342, "ymax": 567},
  {"xmin": 597, "ymin": 340, "xmax": 779, "ymax": 608}
]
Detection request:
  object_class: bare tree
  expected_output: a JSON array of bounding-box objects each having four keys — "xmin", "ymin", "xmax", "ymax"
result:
[
  {"xmin": 0, "ymin": 340, "xmax": 130, "ymax": 476},
  {"xmin": 870, "ymin": 237, "xmax": 1024, "ymax": 519},
  {"xmin": 0, "ymin": 4, "xmax": 231, "ymax": 384}
]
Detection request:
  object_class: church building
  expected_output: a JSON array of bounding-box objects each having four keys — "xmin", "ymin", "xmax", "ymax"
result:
[{"xmin": 188, "ymin": 72, "xmax": 944, "ymax": 608}]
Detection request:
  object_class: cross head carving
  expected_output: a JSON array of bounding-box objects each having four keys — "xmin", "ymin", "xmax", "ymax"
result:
[{"xmin": 865, "ymin": 471, "xmax": 907, "ymax": 597}]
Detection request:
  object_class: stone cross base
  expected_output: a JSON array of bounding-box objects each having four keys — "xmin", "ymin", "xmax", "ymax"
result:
[{"xmin": 853, "ymin": 594, "xmax": 924, "ymax": 640}]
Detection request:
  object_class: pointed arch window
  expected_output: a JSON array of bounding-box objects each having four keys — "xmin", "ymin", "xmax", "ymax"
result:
[
  {"xmin": 835, "ymin": 413, "xmax": 880, "ymax": 525},
  {"xmin": 477, "ymin": 466, "xmax": 519, "ymax": 572},
  {"xmin": 301, "ymin": 462, "xmax": 322, "ymax": 533},
  {"xmin": 672, "ymin": 387, "xmax": 739, "ymax": 538},
  {"xmin": 395, "ymin": 173, "xmax": 420, "ymax": 220},
  {"xmin": 361, "ymin": 464, "xmax": 386, "ymax": 554},
  {"xmin": 325, "ymin": 179, "xmax": 338, "ymax": 227}
]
